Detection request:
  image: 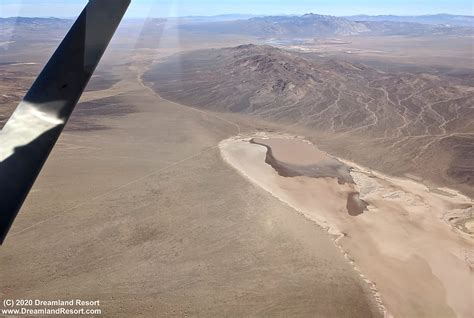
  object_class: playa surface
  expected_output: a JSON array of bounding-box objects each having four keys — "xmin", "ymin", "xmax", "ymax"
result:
[{"xmin": 220, "ymin": 133, "xmax": 474, "ymax": 318}]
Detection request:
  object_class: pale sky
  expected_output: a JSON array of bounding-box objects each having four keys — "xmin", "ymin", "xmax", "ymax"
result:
[{"xmin": 0, "ymin": 0, "xmax": 472, "ymax": 18}]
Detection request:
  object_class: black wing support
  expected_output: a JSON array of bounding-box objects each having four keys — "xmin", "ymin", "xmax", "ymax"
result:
[{"xmin": 0, "ymin": 0, "xmax": 131, "ymax": 244}]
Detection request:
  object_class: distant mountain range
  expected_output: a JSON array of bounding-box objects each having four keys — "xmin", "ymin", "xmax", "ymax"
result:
[
  {"xmin": 171, "ymin": 14, "xmax": 261, "ymax": 22},
  {"xmin": 0, "ymin": 17, "xmax": 73, "ymax": 42},
  {"xmin": 1, "ymin": 13, "xmax": 473, "ymax": 41},
  {"xmin": 179, "ymin": 13, "xmax": 473, "ymax": 38},
  {"xmin": 179, "ymin": 13, "xmax": 371, "ymax": 37},
  {"xmin": 346, "ymin": 14, "xmax": 474, "ymax": 27},
  {"xmin": 0, "ymin": 17, "xmax": 71, "ymax": 26}
]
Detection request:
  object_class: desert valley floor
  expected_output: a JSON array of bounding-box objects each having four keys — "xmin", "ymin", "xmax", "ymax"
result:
[{"xmin": 0, "ymin": 18, "xmax": 473, "ymax": 317}]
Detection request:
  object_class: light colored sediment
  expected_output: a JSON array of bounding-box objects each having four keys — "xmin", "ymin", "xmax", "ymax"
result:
[{"xmin": 219, "ymin": 132, "xmax": 474, "ymax": 318}]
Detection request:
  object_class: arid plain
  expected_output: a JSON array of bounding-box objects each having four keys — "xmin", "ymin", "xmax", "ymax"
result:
[
  {"xmin": 0, "ymin": 21, "xmax": 381, "ymax": 317},
  {"xmin": 1, "ymin": 15, "xmax": 473, "ymax": 317}
]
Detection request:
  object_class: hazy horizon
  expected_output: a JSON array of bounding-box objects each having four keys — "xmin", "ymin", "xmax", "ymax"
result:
[
  {"xmin": 1, "ymin": 12, "xmax": 473, "ymax": 20},
  {"xmin": 1, "ymin": 0, "xmax": 472, "ymax": 18}
]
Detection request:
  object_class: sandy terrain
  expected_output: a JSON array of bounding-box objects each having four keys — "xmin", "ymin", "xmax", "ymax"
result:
[
  {"xmin": 220, "ymin": 133, "xmax": 474, "ymax": 318},
  {"xmin": 286, "ymin": 35, "xmax": 474, "ymax": 71},
  {"xmin": 0, "ymin": 45, "xmax": 381, "ymax": 317},
  {"xmin": 2, "ymin": 19, "xmax": 471, "ymax": 317}
]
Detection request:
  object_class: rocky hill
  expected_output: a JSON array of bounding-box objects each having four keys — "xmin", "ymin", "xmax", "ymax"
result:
[{"xmin": 143, "ymin": 44, "xmax": 474, "ymax": 196}]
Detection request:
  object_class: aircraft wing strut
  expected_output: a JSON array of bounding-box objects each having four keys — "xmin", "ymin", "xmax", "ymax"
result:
[{"xmin": 0, "ymin": 0, "xmax": 131, "ymax": 244}]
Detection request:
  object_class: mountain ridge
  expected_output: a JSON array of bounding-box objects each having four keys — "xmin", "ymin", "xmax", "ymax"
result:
[
  {"xmin": 346, "ymin": 14, "xmax": 474, "ymax": 27},
  {"xmin": 143, "ymin": 44, "xmax": 474, "ymax": 196},
  {"xmin": 178, "ymin": 13, "xmax": 473, "ymax": 38}
]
